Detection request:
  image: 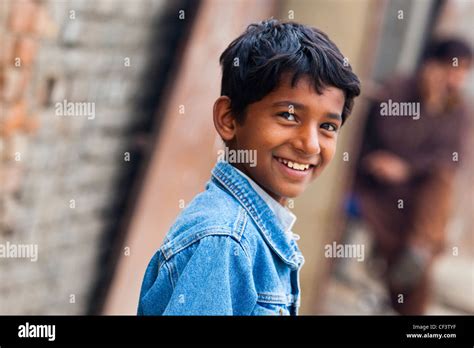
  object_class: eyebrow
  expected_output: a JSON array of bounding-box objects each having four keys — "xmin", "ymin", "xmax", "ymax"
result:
[
  {"xmin": 326, "ymin": 113, "xmax": 342, "ymax": 122},
  {"xmin": 271, "ymin": 100, "xmax": 342, "ymax": 122}
]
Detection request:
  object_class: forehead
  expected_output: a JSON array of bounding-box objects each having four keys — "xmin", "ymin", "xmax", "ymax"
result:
[{"xmin": 262, "ymin": 74, "xmax": 345, "ymax": 113}]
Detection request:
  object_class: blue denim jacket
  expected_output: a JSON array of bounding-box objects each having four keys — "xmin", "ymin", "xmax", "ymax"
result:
[{"xmin": 137, "ymin": 161, "xmax": 305, "ymax": 315}]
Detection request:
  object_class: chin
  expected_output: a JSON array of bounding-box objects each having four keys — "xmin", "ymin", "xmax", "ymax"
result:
[{"xmin": 275, "ymin": 185, "xmax": 307, "ymax": 200}]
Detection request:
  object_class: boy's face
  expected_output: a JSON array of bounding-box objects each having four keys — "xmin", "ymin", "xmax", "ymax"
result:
[{"xmin": 222, "ymin": 74, "xmax": 345, "ymax": 204}]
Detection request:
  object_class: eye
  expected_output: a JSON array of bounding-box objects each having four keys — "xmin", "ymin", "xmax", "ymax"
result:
[
  {"xmin": 278, "ymin": 112, "xmax": 297, "ymax": 122},
  {"xmin": 321, "ymin": 123, "xmax": 338, "ymax": 132}
]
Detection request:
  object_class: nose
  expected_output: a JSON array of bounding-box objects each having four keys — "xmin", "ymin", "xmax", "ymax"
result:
[{"xmin": 292, "ymin": 124, "xmax": 321, "ymax": 155}]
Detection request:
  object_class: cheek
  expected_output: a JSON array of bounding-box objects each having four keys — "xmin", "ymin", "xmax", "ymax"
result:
[
  {"xmin": 255, "ymin": 127, "xmax": 288, "ymax": 157},
  {"xmin": 321, "ymin": 137, "xmax": 338, "ymax": 163},
  {"xmin": 236, "ymin": 127, "xmax": 261, "ymax": 150},
  {"xmin": 239, "ymin": 118, "xmax": 278, "ymax": 148},
  {"xmin": 448, "ymin": 71, "xmax": 465, "ymax": 88}
]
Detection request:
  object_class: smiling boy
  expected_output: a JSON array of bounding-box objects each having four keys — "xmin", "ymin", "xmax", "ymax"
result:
[{"xmin": 138, "ymin": 19, "xmax": 360, "ymax": 315}]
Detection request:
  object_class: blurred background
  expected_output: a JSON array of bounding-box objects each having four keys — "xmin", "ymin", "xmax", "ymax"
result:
[{"xmin": 0, "ymin": 0, "xmax": 472, "ymax": 315}]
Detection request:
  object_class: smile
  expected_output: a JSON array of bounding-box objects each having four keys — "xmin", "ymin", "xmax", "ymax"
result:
[{"xmin": 274, "ymin": 156, "xmax": 314, "ymax": 171}]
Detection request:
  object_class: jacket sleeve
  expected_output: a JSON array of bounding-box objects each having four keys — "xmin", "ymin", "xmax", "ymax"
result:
[{"xmin": 162, "ymin": 235, "xmax": 257, "ymax": 315}]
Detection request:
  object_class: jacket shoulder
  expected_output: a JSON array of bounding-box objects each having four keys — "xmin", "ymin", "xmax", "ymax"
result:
[{"xmin": 160, "ymin": 179, "xmax": 253, "ymax": 260}]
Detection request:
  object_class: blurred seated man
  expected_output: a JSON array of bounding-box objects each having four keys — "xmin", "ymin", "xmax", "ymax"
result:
[{"xmin": 353, "ymin": 38, "xmax": 472, "ymax": 314}]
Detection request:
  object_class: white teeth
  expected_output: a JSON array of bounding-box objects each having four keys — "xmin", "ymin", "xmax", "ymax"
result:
[{"xmin": 276, "ymin": 157, "xmax": 311, "ymax": 171}]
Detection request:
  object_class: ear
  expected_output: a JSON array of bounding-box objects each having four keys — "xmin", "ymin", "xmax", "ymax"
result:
[{"xmin": 213, "ymin": 96, "xmax": 238, "ymax": 142}]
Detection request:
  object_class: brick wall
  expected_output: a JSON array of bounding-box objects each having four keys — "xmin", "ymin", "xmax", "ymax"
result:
[{"xmin": 0, "ymin": 0, "xmax": 191, "ymax": 314}]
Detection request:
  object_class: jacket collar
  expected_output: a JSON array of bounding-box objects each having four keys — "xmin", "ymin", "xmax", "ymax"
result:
[
  {"xmin": 212, "ymin": 161, "xmax": 303, "ymax": 269},
  {"xmin": 232, "ymin": 166, "xmax": 297, "ymax": 236}
]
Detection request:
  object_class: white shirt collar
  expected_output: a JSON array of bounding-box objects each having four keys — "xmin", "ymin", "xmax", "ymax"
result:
[{"xmin": 233, "ymin": 166, "xmax": 297, "ymax": 235}]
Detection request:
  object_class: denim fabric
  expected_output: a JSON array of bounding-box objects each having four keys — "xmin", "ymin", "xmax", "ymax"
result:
[{"xmin": 137, "ymin": 161, "xmax": 305, "ymax": 315}]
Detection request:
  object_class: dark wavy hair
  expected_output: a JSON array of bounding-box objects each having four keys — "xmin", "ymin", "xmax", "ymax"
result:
[
  {"xmin": 219, "ymin": 19, "xmax": 361, "ymax": 124},
  {"xmin": 422, "ymin": 37, "xmax": 472, "ymax": 64}
]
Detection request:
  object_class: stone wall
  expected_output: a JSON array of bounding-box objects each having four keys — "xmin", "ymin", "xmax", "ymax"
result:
[{"xmin": 0, "ymin": 0, "xmax": 191, "ymax": 314}]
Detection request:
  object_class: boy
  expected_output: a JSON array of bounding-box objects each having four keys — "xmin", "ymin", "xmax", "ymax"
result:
[{"xmin": 137, "ymin": 19, "xmax": 360, "ymax": 315}]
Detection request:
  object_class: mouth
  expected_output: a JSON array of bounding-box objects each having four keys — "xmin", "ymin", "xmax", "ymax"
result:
[
  {"xmin": 273, "ymin": 156, "xmax": 317, "ymax": 180},
  {"xmin": 274, "ymin": 156, "xmax": 316, "ymax": 171}
]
